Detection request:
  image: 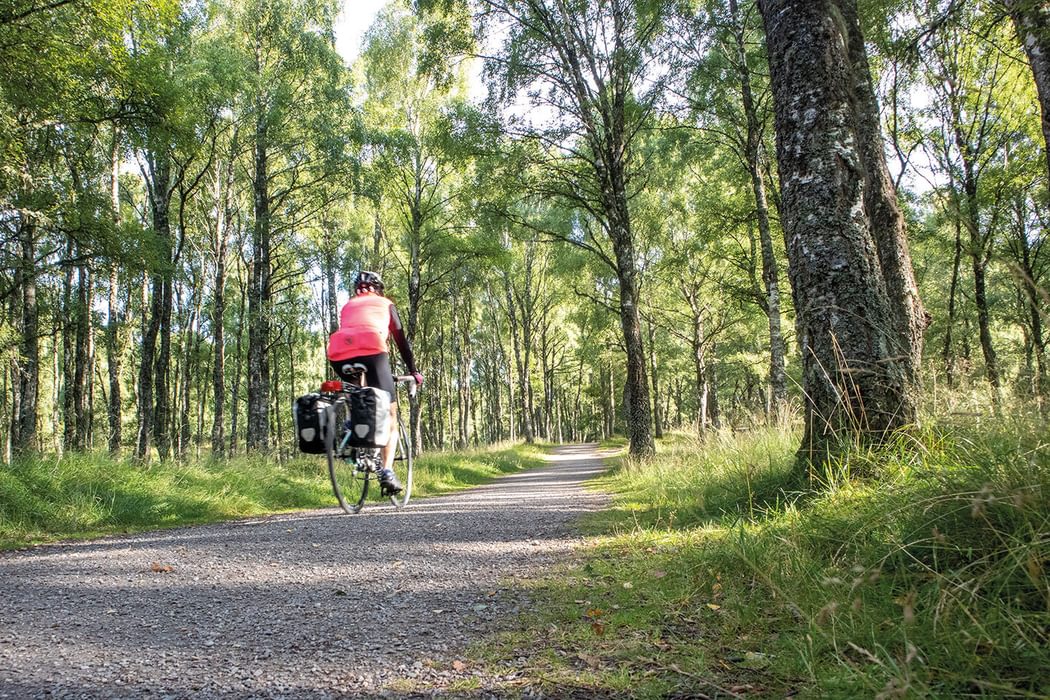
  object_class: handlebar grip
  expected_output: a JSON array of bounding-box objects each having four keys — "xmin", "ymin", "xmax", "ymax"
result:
[{"xmin": 394, "ymin": 375, "xmax": 418, "ymax": 397}]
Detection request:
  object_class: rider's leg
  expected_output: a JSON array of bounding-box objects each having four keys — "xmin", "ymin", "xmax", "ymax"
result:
[{"xmin": 381, "ymin": 403, "xmax": 398, "ymax": 471}]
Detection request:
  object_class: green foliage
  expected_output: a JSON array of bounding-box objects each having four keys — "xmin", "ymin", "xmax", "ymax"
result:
[
  {"xmin": 480, "ymin": 419, "xmax": 1050, "ymax": 697},
  {"xmin": 0, "ymin": 452, "xmax": 334, "ymax": 549}
]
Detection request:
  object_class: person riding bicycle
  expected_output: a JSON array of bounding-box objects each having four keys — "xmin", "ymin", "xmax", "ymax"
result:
[{"xmin": 326, "ymin": 271, "xmax": 422, "ymax": 494}]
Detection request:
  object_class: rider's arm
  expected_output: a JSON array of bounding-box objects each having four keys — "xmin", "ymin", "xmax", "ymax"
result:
[{"xmin": 388, "ymin": 304, "xmax": 417, "ymax": 373}]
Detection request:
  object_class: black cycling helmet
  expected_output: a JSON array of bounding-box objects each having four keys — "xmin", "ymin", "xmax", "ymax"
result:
[{"xmin": 354, "ymin": 270, "xmax": 384, "ymax": 295}]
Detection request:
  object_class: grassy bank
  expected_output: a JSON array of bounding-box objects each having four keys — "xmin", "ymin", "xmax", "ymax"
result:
[
  {"xmin": 0, "ymin": 443, "xmax": 547, "ymax": 550},
  {"xmin": 481, "ymin": 423, "xmax": 1050, "ymax": 698}
]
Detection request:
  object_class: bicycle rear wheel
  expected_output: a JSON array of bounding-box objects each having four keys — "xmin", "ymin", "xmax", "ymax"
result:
[
  {"xmin": 326, "ymin": 401, "xmax": 370, "ymax": 514},
  {"xmin": 386, "ymin": 413, "xmax": 413, "ymax": 508}
]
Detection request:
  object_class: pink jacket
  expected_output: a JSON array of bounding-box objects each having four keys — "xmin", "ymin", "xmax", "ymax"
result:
[{"xmin": 326, "ymin": 293, "xmax": 393, "ymax": 360}]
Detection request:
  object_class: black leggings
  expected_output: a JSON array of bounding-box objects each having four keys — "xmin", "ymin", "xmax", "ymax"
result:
[{"xmin": 330, "ymin": 352, "xmax": 396, "ymax": 402}]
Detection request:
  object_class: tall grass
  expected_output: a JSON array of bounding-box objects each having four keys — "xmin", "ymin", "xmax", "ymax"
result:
[
  {"xmin": 483, "ymin": 421, "xmax": 1050, "ymax": 698},
  {"xmin": 0, "ymin": 443, "xmax": 547, "ymax": 550}
]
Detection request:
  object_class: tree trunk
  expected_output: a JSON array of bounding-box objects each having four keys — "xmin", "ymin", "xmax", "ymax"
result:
[
  {"xmin": 14, "ymin": 221, "xmax": 38, "ymax": 454},
  {"xmin": 943, "ymin": 211, "xmax": 964, "ymax": 388},
  {"xmin": 136, "ymin": 274, "xmax": 154, "ymax": 459},
  {"xmin": 519, "ymin": 0, "xmax": 653, "ymax": 455},
  {"xmin": 61, "ymin": 243, "xmax": 75, "ymax": 454},
  {"xmin": 1014, "ymin": 197, "xmax": 1047, "ymax": 410},
  {"xmin": 489, "ymin": 308, "xmax": 506, "ymax": 442},
  {"xmin": 50, "ymin": 332, "xmax": 60, "ymax": 452},
  {"xmin": 843, "ymin": 0, "xmax": 928, "ymax": 384},
  {"xmin": 73, "ymin": 265, "xmax": 93, "ymax": 450},
  {"xmin": 519, "ymin": 273, "xmax": 538, "ymax": 444},
  {"xmin": 154, "ymin": 250, "xmax": 174, "ymax": 460},
  {"xmin": 153, "ymin": 175, "xmax": 173, "ymax": 461},
  {"xmin": 195, "ymin": 314, "xmax": 207, "ymax": 459},
  {"xmin": 178, "ymin": 291, "xmax": 199, "ymax": 459},
  {"xmin": 758, "ymin": 0, "xmax": 922, "ymax": 466},
  {"xmin": 211, "ymin": 164, "xmax": 229, "ymax": 457},
  {"xmin": 506, "ymin": 328, "xmax": 516, "ymax": 442},
  {"xmin": 540, "ymin": 319, "xmax": 553, "ymax": 440},
  {"xmin": 1007, "ymin": 0, "xmax": 1050, "ymax": 191},
  {"xmin": 730, "ymin": 0, "xmax": 789, "ymax": 415},
  {"xmin": 230, "ymin": 272, "xmax": 247, "ymax": 455},
  {"xmin": 646, "ymin": 318, "xmax": 663, "ymax": 439},
  {"xmin": 372, "ymin": 202, "xmax": 383, "ymax": 269},
  {"xmin": 323, "ymin": 238, "xmax": 338, "ymax": 335},
  {"xmin": 106, "ymin": 264, "xmax": 122, "ymax": 453},
  {"xmin": 685, "ymin": 287, "xmax": 718, "ymax": 433},
  {"xmin": 708, "ymin": 342, "xmax": 722, "ymax": 429},
  {"xmin": 106, "ymin": 129, "xmax": 122, "ymax": 453},
  {"xmin": 270, "ymin": 331, "xmax": 284, "ymax": 460},
  {"xmin": 406, "ymin": 216, "xmax": 423, "ymax": 455},
  {"xmin": 136, "ymin": 150, "xmax": 172, "ymax": 460},
  {"xmin": 457, "ymin": 296, "xmax": 473, "ymax": 448},
  {"xmin": 5, "ymin": 353, "xmax": 14, "ymax": 463},
  {"xmin": 603, "ymin": 176, "xmax": 654, "ymax": 457},
  {"xmin": 247, "ymin": 106, "xmax": 272, "ymax": 452},
  {"xmin": 961, "ymin": 163, "xmax": 1001, "ymax": 395},
  {"xmin": 210, "ymin": 266, "xmax": 227, "ymax": 456},
  {"xmin": 504, "ymin": 272, "xmax": 533, "ymax": 443}
]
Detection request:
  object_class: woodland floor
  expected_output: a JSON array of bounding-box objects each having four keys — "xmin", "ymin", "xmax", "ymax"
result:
[{"xmin": 0, "ymin": 445, "xmax": 610, "ymax": 699}]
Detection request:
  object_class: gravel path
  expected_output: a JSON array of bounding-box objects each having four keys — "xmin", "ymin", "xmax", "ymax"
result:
[{"xmin": 0, "ymin": 444, "xmax": 608, "ymax": 699}]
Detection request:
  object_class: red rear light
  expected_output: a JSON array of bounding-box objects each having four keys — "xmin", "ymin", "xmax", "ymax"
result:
[{"xmin": 320, "ymin": 380, "xmax": 343, "ymax": 393}]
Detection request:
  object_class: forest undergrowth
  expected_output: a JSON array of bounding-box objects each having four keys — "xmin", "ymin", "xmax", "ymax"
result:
[
  {"xmin": 0, "ymin": 443, "xmax": 547, "ymax": 550},
  {"xmin": 480, "ymin": 409, "xmax": 1050, "ymax": 698}
]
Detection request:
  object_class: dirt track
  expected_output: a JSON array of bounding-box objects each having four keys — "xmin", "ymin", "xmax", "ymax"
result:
[{"xmin": 0, "ymin": 445, "xmax": 607, "ymax": 699}]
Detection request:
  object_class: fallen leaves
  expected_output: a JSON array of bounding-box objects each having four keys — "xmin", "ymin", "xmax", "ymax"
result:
[{"xmin": 585, "ymin": 607, "xmax": 605, "ymax": 636}]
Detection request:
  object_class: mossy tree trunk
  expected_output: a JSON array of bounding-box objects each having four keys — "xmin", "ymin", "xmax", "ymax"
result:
[
  {"xmin": 758, "ymin": 0, "xmax": 925, "ymax": 467},
  {"xmin": 1007, "ymin": 0, "xmax": 1050, "ymax": 191}
]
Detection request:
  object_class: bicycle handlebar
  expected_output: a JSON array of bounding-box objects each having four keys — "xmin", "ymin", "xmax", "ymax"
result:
[{"xmin": 394, "ymin": 375, "xmax": 418, "ymax": 398}]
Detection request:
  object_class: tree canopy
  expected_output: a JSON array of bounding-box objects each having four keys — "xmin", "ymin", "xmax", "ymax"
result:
[{"xmin": 1, "ymin": 0, "xmax": 1046, "ymax": 468}]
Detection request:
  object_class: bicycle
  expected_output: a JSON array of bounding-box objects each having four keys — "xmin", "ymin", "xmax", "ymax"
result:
[{"xmin": 320, "ymin": 370, "xmax": 417, "ymax": 514}]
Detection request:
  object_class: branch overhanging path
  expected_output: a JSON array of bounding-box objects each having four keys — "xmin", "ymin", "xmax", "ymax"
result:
[{"xmin": 0, "ymin": 445, "xmax": 608, "ymax": 698}]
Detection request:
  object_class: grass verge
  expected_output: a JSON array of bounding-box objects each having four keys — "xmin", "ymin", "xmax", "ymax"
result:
[
  {"xmin": 0, "ymin": 442, "xmax": 547, "ymax": 550},
  {"xmin": 478, "ymin": 423, "xmax": 1050, "ymax": 698}
]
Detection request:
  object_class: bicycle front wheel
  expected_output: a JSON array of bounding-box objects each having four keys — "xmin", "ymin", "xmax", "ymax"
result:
[
  {"xmin": 326, "ymin": 402, "xmax": 369, "ymax": 514},
  {"xmin": 387, "ymin": 413, "xmax": 413, "ymax": 508}
]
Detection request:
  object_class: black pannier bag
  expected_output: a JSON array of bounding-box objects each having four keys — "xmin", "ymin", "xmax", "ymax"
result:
[
  {"xmin": 346, "ymin": 386, "xmax": 392, "ymax": 448},
  {"xmin": 293, "ymin": 393, "xmax": 331, "ymax": 454}
]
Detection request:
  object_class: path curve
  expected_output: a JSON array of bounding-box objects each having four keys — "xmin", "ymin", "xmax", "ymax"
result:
[{"xmin": 0, "ymin": 444, "xmax": 608, "ymax": 699}]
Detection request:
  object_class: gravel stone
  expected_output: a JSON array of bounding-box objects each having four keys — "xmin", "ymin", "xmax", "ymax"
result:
[{"xmin": 0, "ymin": 445, "xmax": 607, "ymax": 698}]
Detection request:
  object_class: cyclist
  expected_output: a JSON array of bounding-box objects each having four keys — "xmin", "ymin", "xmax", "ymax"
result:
[{"xmin": 326, "ymin": 271, "xmax": 422, "ymax": 493}]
